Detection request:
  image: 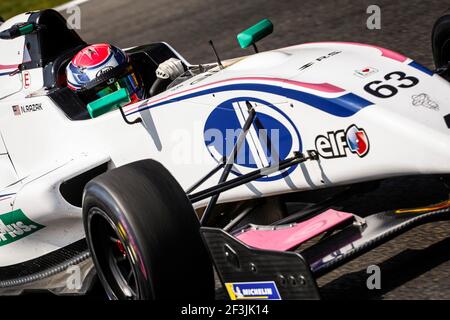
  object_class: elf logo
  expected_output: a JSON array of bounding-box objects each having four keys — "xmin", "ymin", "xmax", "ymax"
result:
[
  {"xmin": 315, "ymin": 124, "xmax": 370, "ymax": 159},
  {"xmin": 0, "ymin": 209, "xmax": 45, "ymax": 246}
]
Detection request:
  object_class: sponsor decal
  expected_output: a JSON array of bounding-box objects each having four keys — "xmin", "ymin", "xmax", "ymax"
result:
[
  {"xmin": 298, "ymin": 51, "xmax": 342, "ymax": 71},
  {"xmin": 354, "ymin": 67, "xmax": 378, "ymax": 78},
  {"xmin": 0, "ymin": 209, "xmax": 45, "ymax": 246},
  {"xmin": 96, "ymin": 66, "xmax": 114, "ymax": 77},
  {"xmin": 298, "ymin": 62, "xmax": 314, "ymax": 71},
  {"xmin": 315, "ymin": 124, "xmax": 370, "ymax": 158},
  {"xmin": 411, "ymin": 93, "xmax": 439, "ymax": 111},
  {"xmin": 23, "ymin": 71, "xmax": 31, "ymax": 89},
  {"xmin": 12, "ymin": 103, "xmax": 43, "ymax": 116},
  {"xmin": 225, "ymin": 281, "xmax": 281, "ymax": 300},
  {"xmin": 204, "ymin": 98, "xmax": 302, "ymax": 181}
]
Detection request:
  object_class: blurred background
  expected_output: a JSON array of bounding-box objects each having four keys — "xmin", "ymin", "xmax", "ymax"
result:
[{"xmin": 2, "ymin": 0, "xmax": 448, "ymax": 67}]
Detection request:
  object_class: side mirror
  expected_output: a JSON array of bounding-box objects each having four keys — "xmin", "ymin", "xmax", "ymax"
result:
[
  {"xmin": 87, "ymin": 88, "xmax": 131, "ymax": 118},
  {"xmin": 237, "ymin": 18, "xmax": 274, "ymax": 51}
]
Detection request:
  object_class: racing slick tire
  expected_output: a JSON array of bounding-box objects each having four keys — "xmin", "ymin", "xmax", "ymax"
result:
[
  {"xmin": 432, "ymin": 10, "xmax": 450, "ymax": 80},
  {"xmin": 82, "ymin": 159, "xmax": 214, "ymax": 300}
]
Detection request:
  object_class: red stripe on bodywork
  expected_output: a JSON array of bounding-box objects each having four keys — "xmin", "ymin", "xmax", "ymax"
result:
[{"xmin": 0, "ymin": 64, "xmax": 19, "ymax": 70}]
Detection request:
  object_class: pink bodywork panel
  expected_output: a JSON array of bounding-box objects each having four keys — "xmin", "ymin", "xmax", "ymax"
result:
[
  {"xmin": 318, "ymin": 41, "xmax": 407, "ymax": 62},
  {"xmin": 338, "ymin": 42, "xmax": 407, "ymax": 62},
  {"xmin": 235, "ymin": 209, "xmax": 354, "ymax": 251}
]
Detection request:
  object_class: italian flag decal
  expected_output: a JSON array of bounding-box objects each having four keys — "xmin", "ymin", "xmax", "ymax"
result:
[{"xmin": 0, "ymin": 210, "xmax": 45, "ymax": 246}]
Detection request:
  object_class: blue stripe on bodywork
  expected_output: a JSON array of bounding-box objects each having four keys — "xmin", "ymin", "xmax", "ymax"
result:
[
  {"xmin": 409, "ymin": 61, "xmax": 434, "ymax": 76},
  {"xmin": 127, "ymin": 83, "xmax": 373, "ymax": 117},
  {"xmin": 282, "ymin": 87, "xmax": 373, "ymax": 117}
]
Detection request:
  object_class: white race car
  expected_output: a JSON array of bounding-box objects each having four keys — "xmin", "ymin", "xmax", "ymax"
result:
[{"xmin": 0, "ymin": 9, "xmax": 449, "ymax": 299}]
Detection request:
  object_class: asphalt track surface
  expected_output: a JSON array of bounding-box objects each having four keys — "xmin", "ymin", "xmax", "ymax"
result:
[{"xmin": 59, "ymin": 0, "xmax": 450, "ymax": 299}]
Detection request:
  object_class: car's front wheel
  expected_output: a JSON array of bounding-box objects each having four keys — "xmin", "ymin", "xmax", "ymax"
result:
[{"xmin": 82, "ymin": 159, "xmax": 214, "ymax": 300}]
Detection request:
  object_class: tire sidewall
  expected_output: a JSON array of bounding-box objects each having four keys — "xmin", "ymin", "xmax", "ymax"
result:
[
  {"xmin": 84, "ymin": 191, "xmax": 154, "ymax": 300},
  {"xmin": 82, "ymin": 160, "xmax": 214, "ymax": 300}
]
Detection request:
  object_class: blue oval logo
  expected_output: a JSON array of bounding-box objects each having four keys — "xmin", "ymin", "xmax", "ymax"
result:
[{"xmin": 204, "ymin": 97, "xmax": 302, "ymax": 181}]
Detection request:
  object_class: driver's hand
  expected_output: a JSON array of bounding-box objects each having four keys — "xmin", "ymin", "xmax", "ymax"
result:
[{"xmin": 156, "ymin": 58, "xmax": 185, "ymax": 80}]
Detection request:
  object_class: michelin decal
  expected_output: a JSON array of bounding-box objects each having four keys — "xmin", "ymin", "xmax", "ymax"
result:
[{"xmin": 225, "ymin": 281, "xmax": 281, "ymax": 300}]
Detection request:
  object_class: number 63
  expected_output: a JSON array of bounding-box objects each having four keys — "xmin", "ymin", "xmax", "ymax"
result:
[{"xmin": 364, "ymin": 71, "xmax": 419, "ymax": 98}]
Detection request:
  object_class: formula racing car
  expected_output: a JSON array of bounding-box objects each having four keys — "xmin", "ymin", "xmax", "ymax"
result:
[{"xmin": 0, "ymin": 9, "xmax": 450, "ymax": 299}]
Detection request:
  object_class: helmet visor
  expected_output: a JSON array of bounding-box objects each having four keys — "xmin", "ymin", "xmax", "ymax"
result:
[{"xmin": 91, "ymin": 65, "xmax": 143, "ymax": 98}]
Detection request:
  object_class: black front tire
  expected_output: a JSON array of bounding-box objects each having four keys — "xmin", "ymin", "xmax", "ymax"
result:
[{"xmin": 82, "ymin": 159, "xmax": 214, "ymax": 300}]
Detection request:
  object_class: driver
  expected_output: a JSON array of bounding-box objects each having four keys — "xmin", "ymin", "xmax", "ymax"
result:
[{"xmin": 66, "ymin": 43, "xmax": 185, "ymax": 105}]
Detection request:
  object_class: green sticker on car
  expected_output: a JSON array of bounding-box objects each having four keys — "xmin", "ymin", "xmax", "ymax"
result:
[{"xmin": 0, "ymin": 209, "xmax": 45, "ymax": 246}]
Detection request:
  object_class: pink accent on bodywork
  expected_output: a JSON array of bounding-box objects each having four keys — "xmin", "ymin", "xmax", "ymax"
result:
[
  {"xmin": 310, "ymin": 41, "xmax": 407, "ymax": 62},
  {"xmin": 235, "ymin": 209, "xmax": 354, "ymax": 251},
  {"xmin": 340, "ymin": 42, "xmax": 407, "ymax": 62},
  {"xmin": 281, "ymin": 79, "xmax": 344, "ymax": 93}
]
